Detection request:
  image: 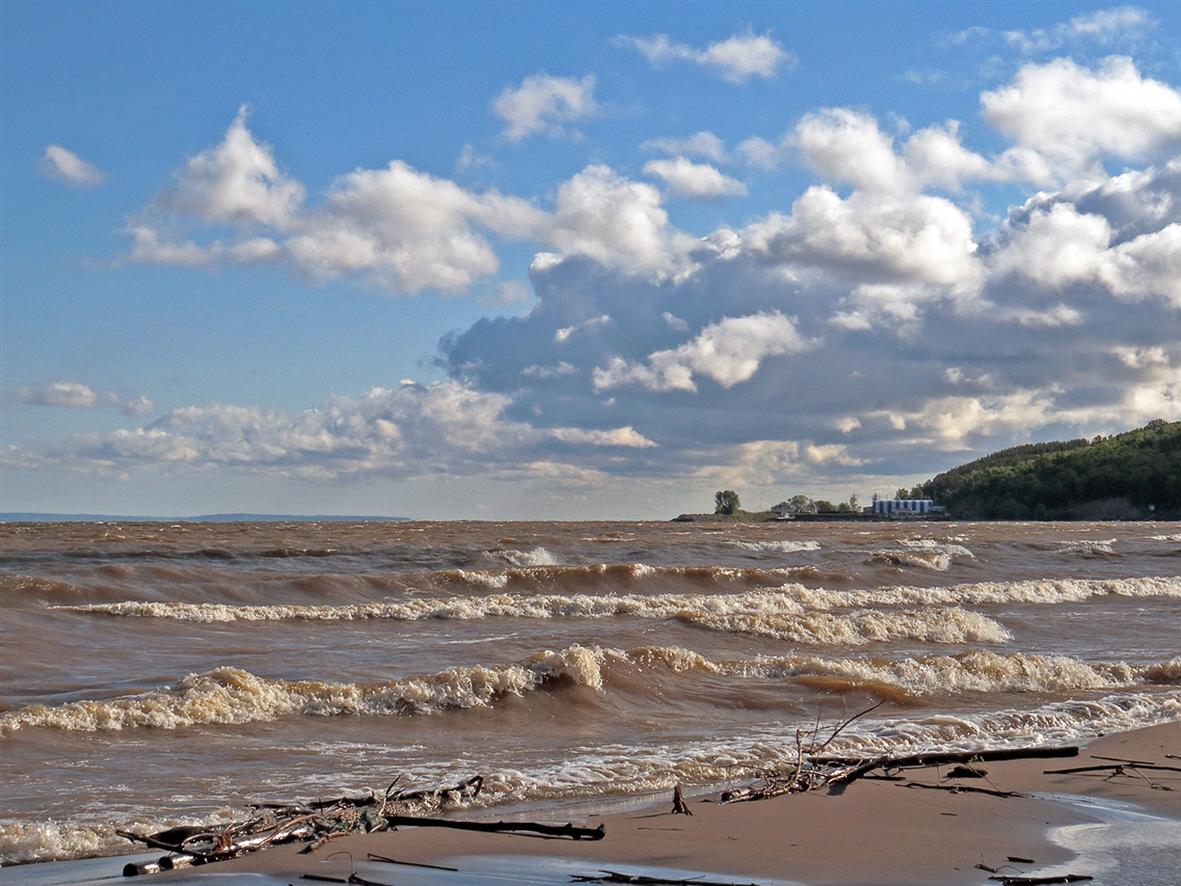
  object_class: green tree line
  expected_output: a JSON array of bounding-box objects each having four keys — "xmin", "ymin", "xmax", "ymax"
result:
[{"xmin": 918, "ymin": 420, "xmax": 1181, "ymax": 519}]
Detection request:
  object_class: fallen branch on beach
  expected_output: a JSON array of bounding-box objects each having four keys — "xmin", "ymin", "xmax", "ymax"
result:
[
  {"xmin": 117, "ymin": 773, "xmax": 601, "ymax": 876},
  {"xmin": 1044, "ymin": 761, "xmax": 1178, "ymax": 791},
  {"xmin": 1043, "ymin": 762, "xmax": 1180, "ymax": 775},
  {"xmin": 384, "ymin": 814, "xmax": 605, "ymax": 840},
  {"xmin": 900, "ymin": 782, "xmax": 1028, "ymax": 799},
  {"xmin": 987, "ymin": 876, "xmax": 1092, "ymax": 885}
]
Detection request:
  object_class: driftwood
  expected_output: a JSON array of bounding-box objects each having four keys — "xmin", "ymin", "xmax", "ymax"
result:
[
  {"xmin": 815, "ymin": 745, "xmax": 1079, "ymax": 769},
  {"xmin": 1089, "ymin": 754, "xmax": 1157, "ymax": 766},
  {"xmin": 1044, "ymin": 761, "xmax": 1177, "ymax": 791},
  {"xmin": 719, "ymin": 704, "xmax": 1080, "ymax": 805},
  {"xmin": 900, "ymin": 782, "xmax": 1028, "ymax": 799},
  {"xmin": 118, "ymin": 773, "xmax": 600, "ymax": 876},
  {"xmin": 988, "ymin": 876, "xmax": 1092, "ymax": 885},
  {"xmin": 366, "ymin": 852, "xmax": 459, "ymax": 871},
  {"xmin": 571, "ymin": 872, "xmax": 762, "ymax": 885},
  {"xmin": 1043, "ymin": 763, "xmax": 1180, "ymax": 775},
  {"xmin": 825, "ymin": 745, "xmax": 1078, "ymax": 791},
  {"xmin": 385, "ymin": 814, "xmax": 605, "ymax": 840}
]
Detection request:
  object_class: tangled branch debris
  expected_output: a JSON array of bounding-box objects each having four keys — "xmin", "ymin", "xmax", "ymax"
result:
[{"xmin": 117, "ymin": 773, "xmax": 600, "ymax": 877}]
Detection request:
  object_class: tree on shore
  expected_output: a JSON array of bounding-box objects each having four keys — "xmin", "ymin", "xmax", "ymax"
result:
[
  {"xmin": 714, "ymin": 490, "xmax": 741, "ymax": 515},
  {"xmin": 788, "ymin": 494, "xmax": 817, "ymax": 514}
]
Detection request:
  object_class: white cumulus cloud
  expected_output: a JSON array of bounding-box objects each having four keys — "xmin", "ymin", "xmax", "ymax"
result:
[
  {"xmin": 13, "ymin": 381, "xmax": 155, "ymax": 415},
  {"xmin": 982, "ymin": 57, "xmax": 1181, "ymax": 182},
  {"xmin": 158, "ymin": 106, "xmax": 304, "ymax": 228},
  {"xmin": 286, "ymin": 161, "xmax": 545, "ymax": 293},
  {"xmin": 614, "ymin": 31, "xmax": 794, "ymax": 83},
  {"xmin": 593, "ymin": 311, "xmax": 812, "ymax": 393},
  {"xmin": 642, "ymin": 156, "xmax": 747, "ymax": 199},
  {"xmin": 492, "ymin": 73, "xmax": 598, "ymax": 141},
  {"xmin": 39, "ymin": 145, "xmax": 105, "ymax": 187}
]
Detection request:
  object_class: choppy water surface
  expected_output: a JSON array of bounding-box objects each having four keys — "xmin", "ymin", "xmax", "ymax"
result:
[{"xmin": 0, "ymin": 520, "xmax": 1178, "ymax": 864}]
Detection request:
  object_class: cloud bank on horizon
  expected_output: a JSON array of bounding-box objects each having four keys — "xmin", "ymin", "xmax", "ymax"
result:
[{"xmin": 4, "ymin": 5, "xmax": 1180, "ymax": 517}]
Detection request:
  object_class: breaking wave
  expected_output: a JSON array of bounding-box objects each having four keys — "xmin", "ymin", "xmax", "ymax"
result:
[
  {"xmin": 0, "ymin": 645, "xmax": 610, "ymax": 737},
  {"xmin": 727, "ymin": 540, "xmax": 821, "ymax": 554},
  {"xmin": 768, "ymin": 650, "xmax": 1181, "ymax": 698},
  {"xmin": 867, "ymin": 550, "xmax": 953, "ymax": 571},
  {"xmin": 52, "ymin": 589, "xmax": 818, "ymax": 623},
  {"xmin": 675, "ymin": 606, "xmax": 1009, "ymax": 645},
  {"xmin": 899, "ymin": 538, "xmax": 975, "ymax": 558},
  {"xmin": 6, "ymin": 642, "xmax": 1175, "ymax": 741},
  {"xmin": 811, "ymin": 575, "xmax": 1181, "ymax": 608},
  {"xmin": 54, "ymin": 576, "xmax": 1181, "ymax": 634},
  {"xmin": 494, "ymin": 546, "xmax": 560, "ymax": 567},
  {"xmin": 434, "ymin": 562, "xmax": 801, "ymax": 593},
  {"xmin": 623, "ymin": 647, "xmax": 1181, "ymax": 698},
  {"xmin": 51, "ymin": 595, "xmax": 1010, "ymax": 644},
  {"xmin": 1056, "ymin": 539, "xmax": 1119, "ymax": 557}
]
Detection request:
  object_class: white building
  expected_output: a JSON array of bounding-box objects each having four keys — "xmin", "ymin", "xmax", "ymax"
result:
[{"xmin": 874, "ymin": 498, "xmax": 935, "ymax": 516}]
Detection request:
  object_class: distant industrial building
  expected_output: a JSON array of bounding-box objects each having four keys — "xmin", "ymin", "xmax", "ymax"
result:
[{"xmin": 873, "ymin": 498, "xmax": 940, "ymax": 516}]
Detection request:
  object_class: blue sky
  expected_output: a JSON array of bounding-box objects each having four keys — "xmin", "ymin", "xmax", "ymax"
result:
[{"xmin": 2, "ymin": 1, "xmax": 1179, "ymax": 518}]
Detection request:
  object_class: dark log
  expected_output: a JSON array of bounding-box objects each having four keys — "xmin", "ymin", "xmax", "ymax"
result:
[
  {"xmin": 384, "ymin": 814, "xmax": 604, "ymax": 840},
  {"xmin": 816, "ymin": 745, "xmax": 1079, "ymax": 768},
  {"xmin": 987, "ymin": 876, "xmax": 1092, "ymax": 885},
  {"xmin": 824, "ymin": 746, "xmax": 1078, "ymax": 790}
]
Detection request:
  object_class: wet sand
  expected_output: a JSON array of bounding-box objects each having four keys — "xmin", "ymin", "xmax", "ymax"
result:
[{"xmin": 18, "ymin": 720, "xmax": 1172, "ymax": 886}]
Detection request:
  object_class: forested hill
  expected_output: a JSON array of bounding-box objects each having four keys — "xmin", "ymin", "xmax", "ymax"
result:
[{"xmin": 920, "ymin": 420, "xmax": 1181, "ymax": 519}]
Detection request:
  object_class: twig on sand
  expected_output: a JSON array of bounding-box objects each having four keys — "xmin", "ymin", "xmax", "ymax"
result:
[{"xmin": 366, "ymin": 852, "xmax": 459, "ymax": 871}]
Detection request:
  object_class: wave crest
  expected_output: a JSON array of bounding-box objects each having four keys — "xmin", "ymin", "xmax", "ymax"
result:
[{"xmin": 0, "ymin": 644, "xmax": 608, "ymax": 737}]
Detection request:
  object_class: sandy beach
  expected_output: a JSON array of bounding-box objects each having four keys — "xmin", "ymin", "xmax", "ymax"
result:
[{"xmin": 10, "ymin": 720, "xmax": 1176, "ymax": 886}]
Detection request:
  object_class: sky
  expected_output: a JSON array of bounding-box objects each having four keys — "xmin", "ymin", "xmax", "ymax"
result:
[{"xmin": 1, "ymin": 1, "xmax": 1179, "ymax": 519}]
